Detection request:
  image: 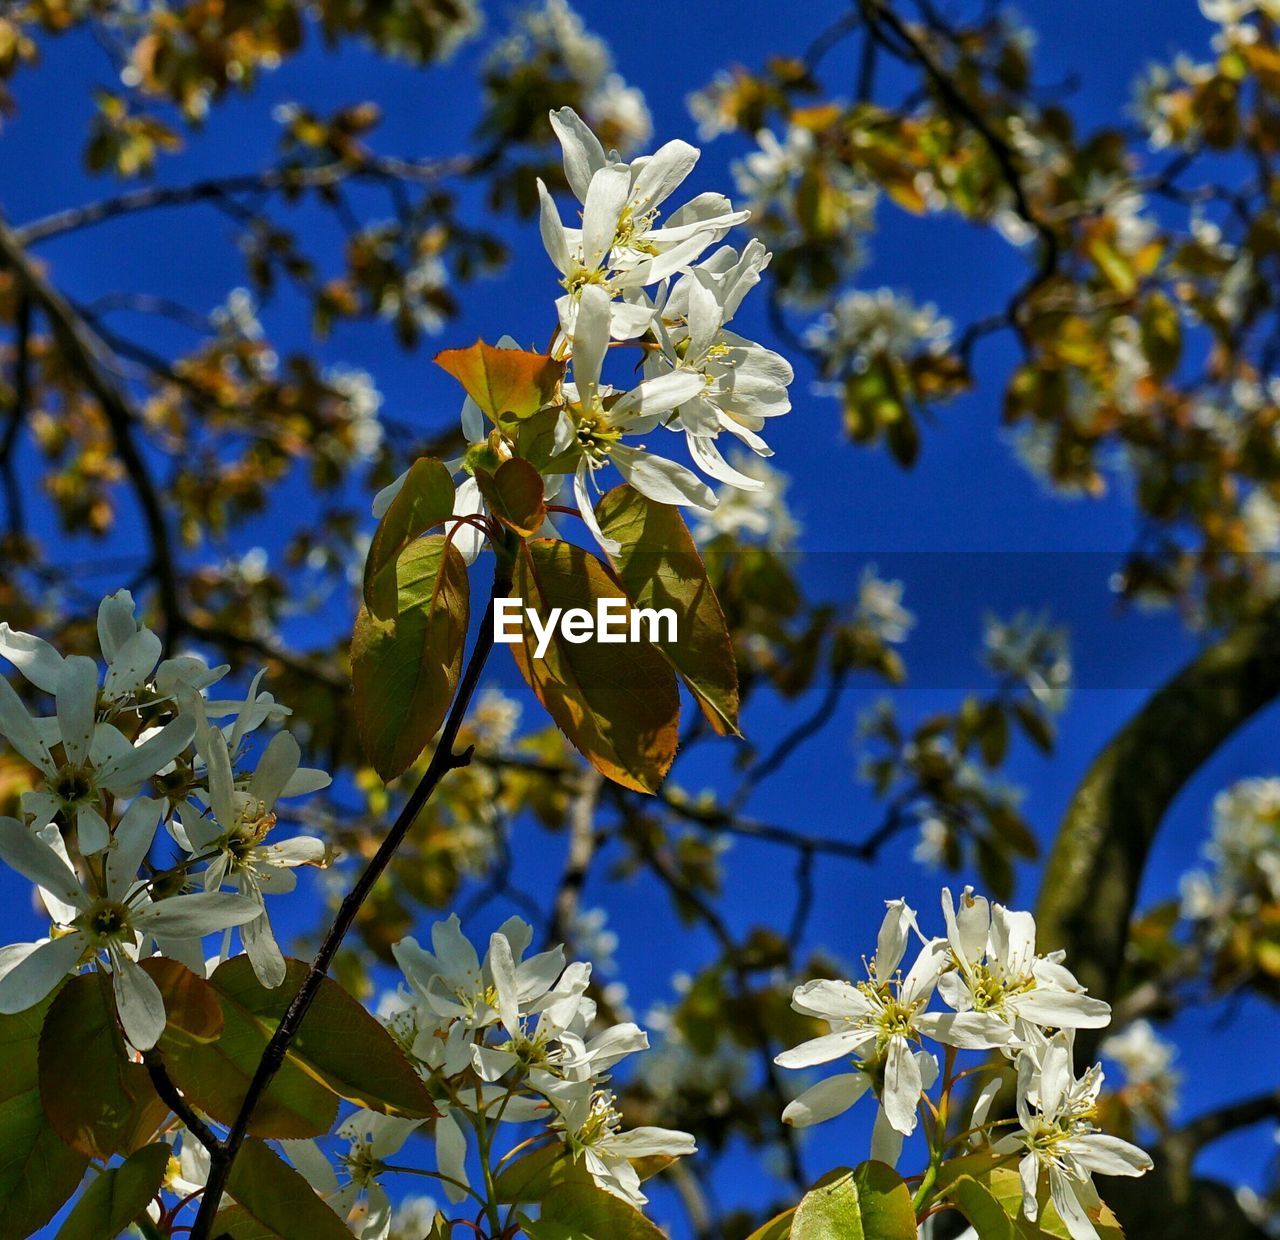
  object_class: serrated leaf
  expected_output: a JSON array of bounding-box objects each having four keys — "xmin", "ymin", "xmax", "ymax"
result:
[
  {"xmin": 54, "ymin": 1142, "xmax": 170, "ymax": 1240},
  {"xmin": 476, "ymin": 458, "xmax": 546, "ymax": 536},
  {"xmin": 791, "ymin": 1162, "xmax": 916, "ymax": 1240},
  {"xmin": 364, "ymin": 458, "xmax": 457, "ymax": 619},
  {"xmin": 224, "ymin": 1139, "xmax": 351, "ymax": 1239},
  {"xmin": 38, "ymin": 973, "xmax": 168, "ymax": 1159},
  {"xmin": 209, "ymin": 957, "xmax": 436, "ymax": 1118},
  {"xmin": 595, "ymin": 485, "xmax": 741, "ymax": 738},
  {"xmin": 507, "ymin": 539, "xmax": 680, "ymax": 793},
  {"xmin": 353, "ymin": 534, "xmax": 470, "ymax": 781},
  {"xmin": 153, "ymin": 964, "xmax": 338, "ymax": 1140},
  {"xmin": 0, "ymin": 989, "xmax": 88, "ymax": 1240},
  {"xmin": 435, "ymin": 340, "xmax": 564, "ymax": 419}
]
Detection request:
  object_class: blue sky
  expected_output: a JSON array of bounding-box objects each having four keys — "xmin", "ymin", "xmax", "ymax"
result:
[{"xmin": 1, "ymin": 1, "xmax": 1275, "ymax": 1233}]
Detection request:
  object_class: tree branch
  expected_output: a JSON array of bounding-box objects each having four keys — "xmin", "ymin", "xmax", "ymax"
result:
[{"xmin": 0, "ymin": 212, "xmax": 181, "ymax": 646}]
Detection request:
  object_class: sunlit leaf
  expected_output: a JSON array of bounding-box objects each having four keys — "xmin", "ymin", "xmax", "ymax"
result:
[
  {"xmin": 435, "ymin": 340, "xmax": 564, "ymax": 419},
  {"xmin": 791, "ymin": 1162, "xmax": 916, "ymax": 1240},
  {"xmin": 507, "ymin": 539, "xmax": 680, "ymax": 793},
  {"xmin": 595, "ymin": 485, "xmax": 740, "ymax": 737},
  {"xmin": 364, "ymin": 457, "xmax": 456, "ymax": 619},
  {"xmin": 353, "ymin": 535, "xmax": 470, "ymax": 781}
]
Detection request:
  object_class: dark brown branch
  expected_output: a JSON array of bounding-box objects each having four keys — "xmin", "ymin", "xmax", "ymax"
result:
[
  {"xmin": 14, "ymin": 154, "xmax": 475, "ymax": 246},
  {"xmin": 0, "ymin": 213, "xmax": 181, "ymax": 647},
  {"xmin": 145, "ymin": 1052, "xmax": 223, "ymax": 1154},
  {"xmin": 1, "ymin": 294, "xmax": 31, "ymax": 541},
  {"xmin": 188, "ymin": 561, "xmax": 513, "ymax": 1239},
  {"xmin": 1178, "ymin": 1087, "xmax": 1280, "ymax": 1154}
]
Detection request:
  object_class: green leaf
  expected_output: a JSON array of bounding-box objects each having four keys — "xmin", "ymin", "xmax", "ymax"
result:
[
  {"xmin": 38, "ymin": 973, "xmax": 168, "ymax": 1159},
  {"xmin": 352, "ymin": 534, "xmax": 470, "ymax": 781},
  {"xmin": 153, "ymin": 964, "xmax": 338, "ymax": 1140},
  {"xmin": 595, "ymin": 485, "xmax": 741, "ymax": 738},
  {"xmin": 508, "ymin": 539, "xmax": 680, "ymax": 794},
  {"xmin": 946, "ymin": 1167, "xmax": 1124, "ymax": 1239},
  {"xmin": 536, "ymin": 1181, "xmax": 667, "ymax": 1239},
  {"xmin": 225, "ymin": 1139, "xmax": 351, "ymax": 1240},
  {"xmin": 54, "ymin": 1143, "xmax": 170, "ymax": 1240},
  {"xmin": 476, "ymin": 457, "xmax": 546, "ymax": 536},
  {"xmin": 435, "ymin": 340, "xmax": 565, "ymax": 419},
  {"xmin": 209, "ymin": 957, "xmax": 437, "ymax": 1118},
  {"xmin": 364, "ymin": 457, "xmax": 456, "ymax": 619},
  {"xmin": 495, "ymin": 1141, "xmax": 578, "ymax": 1203},
  {"xmin": 0, "ymin": 990, "xmax": 88, "ymax": 1240},
  {"xmin": 791, "ymin": 1162, "xmax": 916, "ymax": 1240}
]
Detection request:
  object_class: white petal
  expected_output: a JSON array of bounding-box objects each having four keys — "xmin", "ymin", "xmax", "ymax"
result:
[
  {"xmin": 537, "ymin": 179, "xmax": 573, "ymax": 278},
  {"xmin": 790, "ymin": 978, "xmax": 872, "ymax": 1021},
  {"xmin": 782, "ymin": 1073, "xmax": 869, "ymax": 1127},
  {"xmin": 1048, "ymin": 1167, "xmax": 1099, "ymax": 1240},
  {"xmin": 612, "ymin": 370, "xmax": 706, "ymax": 422},
  {"xmin": 687, "ymin": 434, "xmax": 765, "ymax": 490},
  {"xmin": 138, "ymin": 891, "xmax": 262, "ymax": 937},
  {"xmin": 875, "ymin": 899, "xmax": 916, "ymax": 979},
  {"xmin": 608, "ymin": 1126, "xmax": 696, "ymax": 1158},
  {"xmin": 611, "ymin": 445, "xmax": 717, "ymax": 510},
  {"xmin": 0, "ymin": 817, "xmax": 88, "ymax": 910},
  {"xmin": 571, "ymin": 284, "xmax": 613, "ymax": 395},
  {"xmin": 99, "ymin": 715, "xmax": 196, "ymax": 794},
  {"xmin": 243, "ymin": 912, "xmax": 287, "ymax": 988},
  {"xmin": 775, "ymin": 1028, "xmax": 875, "ymax": 1069},
  {"xmin": 575, "ymin": 461, "xmax": 620, "ymax": 556},
  {"xmin": 113, "ymin": 954, "xmax": 167, "ymax": 1050},
  {"xmin": 0, "ymin": 933, "xmax": 87, "ymax": 1012},
  {"xmin": 1011, "ymin": 989, "xmax": 1111, "ymax": 1029},
  {"xmin": 1069, "ymin": 1133, "xmax": 1152, "ymax": 1177},
  {"xmin": 0, "ymin": 624, "xmax": 66, "ymax": 692},
  {"xmin": 882, "ymin": 1035, "xmax": 923, "ymax": 1135},
  {"xmin": 103, "ymin": 628, "xmax": 162, "ymax": 700},
  {"xmin": 372, "ymin": 468, "xmax": 409, "ymax": 519},
  {"xmin": 76, "ymin": 804, "xmax": 111, "ymax": 856},
  {"xmin": 56, "ymin": 656, "xmax": 99, "ymax": 767},
  {"xmin": 549, "ymin": 107, "xmax": 605, "ymax": 202},
  {"xmin": 916, "ymin": 1011, "xmax": 1015, "ymax": 1050},
  {"xmin": 629, "ymin": 141, "xmax": 699, "ymax": 216},
  {"xmin": 248, "ymin": 731, "xmax": 300, "ymax": 808},
  {"xmin": 0, "ymin": 676, "xmax": 56, "ymax": 774},
  {"xmin": 435, "ymin": 1109, "xmax": 469, "ymax": 1204},
  {"xmin": 280, "ymin": 767, "xmax": 331, "ymax": 798},
  {"xmin": 869, "ymin": 1104, "xmax": 904, "ymax": 1167},
  {"xmin": 96, "ymin": 590, "xmax": 139, "ymax": 662},
  {"xmin": 581, "ymin": 166, "xmax": 631, "ymax": 272}
]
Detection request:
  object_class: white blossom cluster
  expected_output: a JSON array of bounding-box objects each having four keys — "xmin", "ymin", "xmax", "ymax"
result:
[
  {"xmin": 805, "ymin": 286, "xmax": 953, "ymax": 379},
  {"xmin": 0, "ymin": 592, "xmax": 331, "ymax": 1049},
  {"xmin": 776, "ymin": 889, "xmax": 1152, "ymax": 1240},
  {"xmin": 377, "ymin": 106, "xmax": 795, "ymax": 559},
  {"xmin": 983, "ymin": 610, "xmax": 1073, "ymax": 715},
  {"xmin": 1181, "ymin": 775, "xmax": 1280, "ymax": 926},
  {"xmin": 487, "ymin": 0, "xmax": 652, "ymax": 155},
  {"xmin": 288, "ymin": 915, "xmax": 695, "ymax": 1236}
]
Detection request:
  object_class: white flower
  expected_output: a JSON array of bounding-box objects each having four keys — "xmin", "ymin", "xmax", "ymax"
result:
[
  {"xmin": 1100, "ymin": 1019, "xmax": 1180, "ymax": 1123},
  {"xmin": 0, "ymin": 813, "xmax": 259, "ymax": 1048},
  {"xmin": 565, "ymin": 283, "xmax": 714, "ymax": 552},
  {"xmin": 644, "ymin": 239, "xmax": 794, "ymax": 485},
  {"xmin": 0, "ymin": 653, "xmax": 195, "ymax": 854},
  {"xmin": 777, "ymin": 901, "xmax": 1011, "ymax": 1141},
  {"xmin": 939, "ymin": 888, "xmax": 1111, "ymax": 1037},
  {"xmin": 856, "ymin": 566, "xmax": 915, "ymax": 644},
  {"xmin": 550, "ymin": 1084, "xmax": 695, "ymax": 1205},
  {"xmin": 287, "ymin": 1111, "xmax": 425, "ymax": 1240},
  {"xmin": 994, "ymin": 1032, "xmax": 1152, "ymax": 1240},
  {"xmin": 176, "ymin": 728, "xmax": 329, "ymax": 987},
  {"xmin": 805, "ymin": 288, "xmax": 952, "ymax": 375}
]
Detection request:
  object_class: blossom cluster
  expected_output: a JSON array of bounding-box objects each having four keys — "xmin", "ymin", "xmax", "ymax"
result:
[
  {"xmin": 376, "ymin": 105, "xmax": 795, "ymax": 560},
  {"xmin": 776, "ymin": 889, "xmax": 1152, "ymax": 1240},
  {"xmin": 0, "ymin": 591, "xmax": 330, "ymax": 1049},
  {"xmin": 287, "ymin": 915, "xmax": 694, "ymax": 1236}
]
